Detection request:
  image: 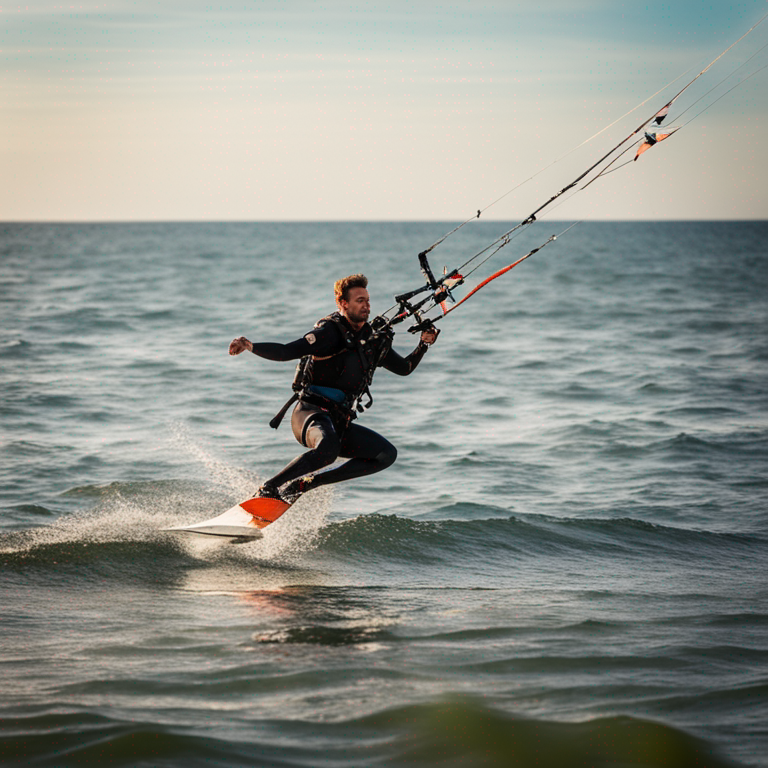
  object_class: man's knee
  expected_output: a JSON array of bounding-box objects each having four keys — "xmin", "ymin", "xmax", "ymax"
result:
[{"xmin": 376, "ymin": 442, "xmax": 397, "ymax": 469}]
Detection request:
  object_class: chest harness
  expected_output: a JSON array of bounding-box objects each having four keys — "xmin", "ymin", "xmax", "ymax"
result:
[{"xmin": 269, "ymin": 312, "xmax": 394, "ymax": 430}]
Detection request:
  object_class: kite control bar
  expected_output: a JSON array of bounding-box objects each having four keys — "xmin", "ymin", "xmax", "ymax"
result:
[{"xmin": 388, "ymin": 250, "xmax": 464, "ymax": 333}]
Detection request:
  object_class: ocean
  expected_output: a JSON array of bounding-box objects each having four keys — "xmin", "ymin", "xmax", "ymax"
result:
[{"xmin": 1, "ymin": 220, "xmax": 766, "ymax": 767}]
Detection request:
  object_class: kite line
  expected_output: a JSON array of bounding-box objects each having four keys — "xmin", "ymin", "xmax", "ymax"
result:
[{"xmin": 368, "ymin": 10, "xmax": 768, "ymax": 336}]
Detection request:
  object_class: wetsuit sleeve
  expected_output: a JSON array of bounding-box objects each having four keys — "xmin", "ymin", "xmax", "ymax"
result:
[
  {"xmin": 380, "ymin": 341, "xmax": 429, "ymax": 376},
  {"xmin": 250, "ymin": 339, "xmax": 311, "ymax": 361},
  {"xmin": 250, "ymin": 321, "xmax": 342, "ymax": 361}
]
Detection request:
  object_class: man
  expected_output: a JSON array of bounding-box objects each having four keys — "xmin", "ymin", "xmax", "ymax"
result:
[{"xmin": 229, "ymin": 274, "xmax": 439, "ymax": 503}]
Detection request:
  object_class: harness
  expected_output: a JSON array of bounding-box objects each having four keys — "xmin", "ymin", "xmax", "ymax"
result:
[{"xmin": 269, "ymin": 312, "xmax": 393, "ymax": 430}]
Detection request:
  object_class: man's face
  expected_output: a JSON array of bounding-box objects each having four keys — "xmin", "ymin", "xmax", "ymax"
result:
[{"xmin": 339, "ymin": 286, "xmax": 370, "ymax": 326}]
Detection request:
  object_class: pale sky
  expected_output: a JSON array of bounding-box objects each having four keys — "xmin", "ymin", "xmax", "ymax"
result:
[{"xmin": 2, "ymin": 0, "xmax": 767, "ymax": 221}]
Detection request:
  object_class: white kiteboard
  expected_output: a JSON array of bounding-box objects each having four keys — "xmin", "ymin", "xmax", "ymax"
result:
[{"xmin": 164, "ymin": 496, "xmax": 295, "ymax": 539}]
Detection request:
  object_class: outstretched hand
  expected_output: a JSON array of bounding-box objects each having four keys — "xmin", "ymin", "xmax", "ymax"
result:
[{"xmin": 229, "ymin": 336, "xmax": 253, "ymax": 355}]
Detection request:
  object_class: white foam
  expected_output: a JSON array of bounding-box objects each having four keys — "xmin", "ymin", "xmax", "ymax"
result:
[
  {"xmin": 4, "ymin": 486, "xmax": 170, "ymax": 553},
  {"xmin": 168, "ymin": 421, "xmax": 261, "ymax": 499},
  {"xmin": 165, "ymin": 422, "xmax": 335, "ymax": 560},
  {"xmin": 166, "ymin": 422, "xmax": 336, "ymax": 561},
  {"xmin": 4, "ymin": 424, "xmax": 335, "ymax": 568},
  {"xmin": 254, "ymin": 485, "xmax": 334, "ymax": 563}
]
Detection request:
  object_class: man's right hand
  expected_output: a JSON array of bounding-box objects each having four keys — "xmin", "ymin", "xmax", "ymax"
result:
[{"xmin": 229, "ymin": 336, "xmax": 253, "ymax": 355}]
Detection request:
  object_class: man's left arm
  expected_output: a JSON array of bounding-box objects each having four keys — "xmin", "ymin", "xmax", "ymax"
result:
[{"xmin": 380, "ymin": 327, "xmax": 440, "ymax": 376}]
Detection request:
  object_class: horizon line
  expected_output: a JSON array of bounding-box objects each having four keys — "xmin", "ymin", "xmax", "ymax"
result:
[{"xmin": 2, "ymin": 217, "xmax": 767, "ymax": 225}]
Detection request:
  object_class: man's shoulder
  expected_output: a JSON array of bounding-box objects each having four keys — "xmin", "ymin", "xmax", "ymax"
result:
[
  {"xmin": 314, "ymin": 311, "xmax": 345, "ymax": 329},
  {"xmin": 303, "ymin": 313, "xmax": 346, "ymax": 350},
  {"xmin": 312, "ymin": 312, "xmax": 349, "ymax": 338}
]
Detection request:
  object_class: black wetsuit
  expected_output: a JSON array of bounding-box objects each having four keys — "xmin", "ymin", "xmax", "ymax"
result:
[{"xmin": 251, "ymin": 313, "xmax": 430, "ymax": 491}]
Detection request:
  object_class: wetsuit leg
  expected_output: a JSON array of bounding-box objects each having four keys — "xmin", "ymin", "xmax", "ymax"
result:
[
  {"xmin": 264, "ymin": 402, "xmax": 397, "ymax": 491},
  {"xmin": 304, "ymin": 422, "xmax": 397, "ymax": 489},
  {"xmin": 262, "ymin": 403, "xmax": 341, "ymax": 488}
]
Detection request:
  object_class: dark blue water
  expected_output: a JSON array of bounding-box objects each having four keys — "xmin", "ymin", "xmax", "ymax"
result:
[{"xmin": 1, "ymin": 220, "xmax": 767, "ymax": 767}]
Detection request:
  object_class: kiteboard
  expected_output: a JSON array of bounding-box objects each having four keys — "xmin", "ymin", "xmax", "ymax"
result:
[{"xmin": 164, "ymin": 495, "xmax": 295, "ymax": 540}]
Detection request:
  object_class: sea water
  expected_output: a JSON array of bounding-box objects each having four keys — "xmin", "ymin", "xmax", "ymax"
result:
[{"xmin": 1, "ymin": 220, "xmax": 766, "ymax": 767}]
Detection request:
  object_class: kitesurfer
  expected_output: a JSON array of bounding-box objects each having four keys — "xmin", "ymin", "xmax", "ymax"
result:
[{"xmin": 229, "ymin": 274, "xmax": 439, "ymax": 502}]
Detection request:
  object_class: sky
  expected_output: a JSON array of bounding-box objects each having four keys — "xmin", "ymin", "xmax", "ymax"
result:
[{"xmin": 2, "ymin": 0, "xmax": 767, "ymax": 221}]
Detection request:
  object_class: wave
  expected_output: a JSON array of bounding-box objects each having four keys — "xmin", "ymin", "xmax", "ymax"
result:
[
  {"xmin": 0, "ymin": 697, "xmax": 739, "ymax": 767},
  {"xmin": 316, "ymin": 511, "xmax": 767, "ymax": 566},
  {"xmin": 0, "ymin": 711, "xmax": 249, "ymax": 768},
  {"xmin": 3, "ymin": 488, "xmax": 766, "ymax": 582},
  {"xmin": 0, "ymin": 477, "xmax": 335, "ymax": 582}
]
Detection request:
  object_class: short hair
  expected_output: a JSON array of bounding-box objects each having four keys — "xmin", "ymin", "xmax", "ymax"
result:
[{"xmin": 334, "ymin": 274, "xmax": 368, "ymax": 304}]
